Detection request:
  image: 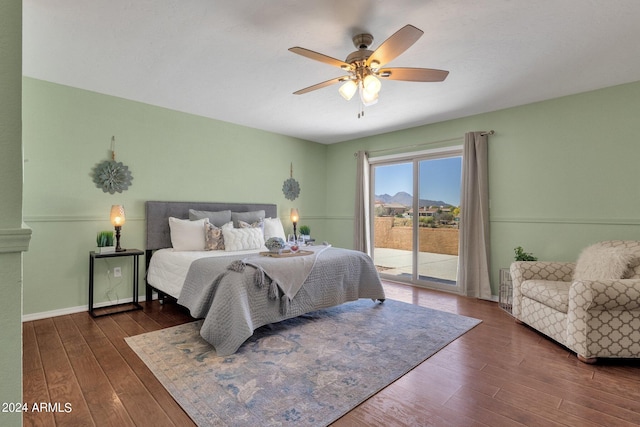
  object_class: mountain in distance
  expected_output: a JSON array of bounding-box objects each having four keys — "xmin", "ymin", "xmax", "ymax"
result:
[{"xmin": 375, "ymin": 191, "xmax": 453, "ymax": 208}]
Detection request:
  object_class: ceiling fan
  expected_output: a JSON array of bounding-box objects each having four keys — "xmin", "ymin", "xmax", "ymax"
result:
[{"xmin": 289, "ymin": 24, "xmax": 449, "ymax": 116}]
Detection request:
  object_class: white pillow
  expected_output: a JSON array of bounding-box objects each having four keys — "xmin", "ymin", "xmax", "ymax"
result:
[
  {"xmin": 223, "ymin": 227, "xmax": 265, "ymax": 252},
  {"xmin": 573, "ymin": 244, "xmax": 634, "ymax": 280},
  {"xmin": 169, "ymin": 217, "xmax": 206, "ymax": 251},
  {"xmin": 263, "ymin": 217, "xmax": 286, "ymax": 240}
]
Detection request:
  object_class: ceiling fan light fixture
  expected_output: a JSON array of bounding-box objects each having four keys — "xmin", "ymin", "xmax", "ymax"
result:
[
  {"xmin": 359, "ymin": 85, "xmax": 379, "ymax": 106},
  {"xmin": 339, "ymin": 80, "xmax": 357, "ymax": 100},
  {"xmin": 288, "ymin": 24, "xmax": 448, "ymax": 114},
  {"xmin": 363, "ymin": 74, "xmax": 382, "ymax": 95}
]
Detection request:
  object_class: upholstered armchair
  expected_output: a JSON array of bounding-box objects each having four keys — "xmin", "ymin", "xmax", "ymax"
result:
[{"xmin": 510, "ymin": 240, "xmax": 640, "ymax": 363}]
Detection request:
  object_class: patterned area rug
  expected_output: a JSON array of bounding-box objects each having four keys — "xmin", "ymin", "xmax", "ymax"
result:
[{"xmin": 126, "ymin": 299, "xmax": 481, "ymax": 426}]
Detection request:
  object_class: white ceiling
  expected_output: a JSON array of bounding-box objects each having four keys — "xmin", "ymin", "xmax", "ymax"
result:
[{"xmin": 22, "ymin": 0, "xmax": 640, "ymax": 144}]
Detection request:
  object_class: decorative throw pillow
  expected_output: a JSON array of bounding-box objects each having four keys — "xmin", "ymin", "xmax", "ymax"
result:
[
  {"xmin": 231, "ymin": 210, "xmax": 265, "ymax": 228},
  {"xmin": 204, "ymin": 221, "xmax": 225, "ymax": 251},
  {"xmin": 222, "ymin": 227, "xmax": 265, "ymax": 252},
  {"xmin": 189, "ymin": 209, "xmax": 232, "ymax": 227},
  {"xmin": 238, "ymin": 219, "xmax": 263, "ymax": 229},
  {"xmin": 238, "ymin": 219, "xmax": 264, "ymax": 239},
  {"xmin": 573, "ymin": 243, "xmax": 635, "ymax": 280},
  {"xmin": 596, "ymin": 240, "xmax": 640, "ymax": 278},
  {"xmin": 168, "ymin": 217, "xmax": 206, "ymax": 251},
  {"xmin": 263, "ymin": 217, "xmax": 286, "ymax": 241}
]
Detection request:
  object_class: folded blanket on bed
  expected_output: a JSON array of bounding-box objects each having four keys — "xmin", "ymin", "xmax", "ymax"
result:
[{"xmin": 240, "ymin": 244, "xmax": 331, "ymax": 302}]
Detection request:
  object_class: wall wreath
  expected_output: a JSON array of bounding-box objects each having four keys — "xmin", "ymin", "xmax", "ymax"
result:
[
  {"xmin": 92, "ymin": 136, "xmax": 134, "ymax": 194},
  {"xmin": 282, "ymin": 163, "xmax": 300, "ymax": 201}
]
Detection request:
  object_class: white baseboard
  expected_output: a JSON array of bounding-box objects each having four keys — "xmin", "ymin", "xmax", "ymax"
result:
[{"xmin": 22, "ymin": 294, "xmax": 157, "ymax": 322}]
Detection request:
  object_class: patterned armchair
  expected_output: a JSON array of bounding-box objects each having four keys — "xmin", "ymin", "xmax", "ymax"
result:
[{"xmin": 510, "ymin": 240, "xmax": 640, "ymax": 363}]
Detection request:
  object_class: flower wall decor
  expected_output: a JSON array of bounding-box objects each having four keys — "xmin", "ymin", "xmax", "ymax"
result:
[
  {"xmin": 92, "ymin": 136, "xmax": 134, "ymax": 194},
  {"xmin": 282, "ymin": 162, "xmax": 300, "ymax": 201}
]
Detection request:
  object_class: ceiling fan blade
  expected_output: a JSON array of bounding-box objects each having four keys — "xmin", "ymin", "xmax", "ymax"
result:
[
  {"xmin": 293, "ymin": 76, "xmax": 350, "ymax": 95},
  {"xmin": 366, "ymin": 25, "xmax": 424, "ymax": 68},
  {"xmin": 289, "ymin": 47, "xmax": 352, "ymax": 70},
  {"xmin": 378, "ymin": 67, "xmax": 449, "ymax": 82}
]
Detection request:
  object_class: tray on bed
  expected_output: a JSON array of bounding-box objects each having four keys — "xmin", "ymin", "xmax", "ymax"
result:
[{"xmin": 260, "ymin": 249, "xmax": 314, "ymax": 258}]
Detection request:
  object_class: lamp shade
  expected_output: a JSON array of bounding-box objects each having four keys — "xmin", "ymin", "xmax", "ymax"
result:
[
  {"xmin": 110, "ymin": 205, "xmax": 126, "ymax": 226},
  {"xmin": 360, "ymin": 85, "xmax": 379, "ymax": 106},
  {"xmin": 339, "ymin": 80, "xmax": 357, "ymax": 101},
  {"xmin": 363, "ymin": 75, "xmax": 381, "ymax": 95},
  {"xmin": 290, "ymin": 208, "xmax": 299, "ymax": 223}
]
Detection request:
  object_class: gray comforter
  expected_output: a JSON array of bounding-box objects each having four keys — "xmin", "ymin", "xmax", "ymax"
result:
[{"xmin": 177, "ymin": 246, "xmax": 386, "ymax": 356}]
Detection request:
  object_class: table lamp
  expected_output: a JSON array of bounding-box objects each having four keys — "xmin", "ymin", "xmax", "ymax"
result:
[
  {"xmin": 290, "ymin": 208, "xmax": 299, "ymax": 239},
  {"xmin": 110, "ymin": 205, "xmax": 126, "ymax": 252}
]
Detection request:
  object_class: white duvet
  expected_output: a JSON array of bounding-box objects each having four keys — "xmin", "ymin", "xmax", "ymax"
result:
[{"xmin": 146, "ymin": 247, "xmax": 265, "ymax": 298}]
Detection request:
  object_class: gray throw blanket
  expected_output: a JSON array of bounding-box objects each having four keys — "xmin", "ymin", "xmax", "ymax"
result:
[
  {"xmin": 177, "ymin": 246, "xmax": 386, "ymax": 356},
  {"xmin": 232, "ymin": 244, "xmax": 331, "ymax": 305}
]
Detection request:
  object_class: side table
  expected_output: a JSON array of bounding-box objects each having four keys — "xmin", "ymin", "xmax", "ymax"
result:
[
  {"xmin": 498, "ymin": 267, "xmax": 513, "ymax": 315},
  {"xmin": 89, "ymin": 249, "xmax": 144, "ymax": 317}
]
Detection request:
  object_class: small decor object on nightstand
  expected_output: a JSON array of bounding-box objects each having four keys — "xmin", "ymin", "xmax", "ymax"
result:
[
  {"xmin": 92, "ymin": 136, "xmax": 133, "ymax": 194},
  {"xmin": 96, "ymin": 231, "xmax": 115, "ymax": 254},
  {"xmin": 299, "ymin": 225, "xmax": 311, "ymax": 242},
  {"xmin": 110, "ymin": 205, "xmax": 126, "ymax": 252},
  {"xmin": 282, "ymin": 162, "xmax": 300, "ymax": 201}
]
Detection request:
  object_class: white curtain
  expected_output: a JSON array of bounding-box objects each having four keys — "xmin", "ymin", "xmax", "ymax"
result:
[
  {"xmin": 353, "ymin": 150, "xmax": 371, "ymax": 255},
  {"xmin": 458, "ymin": 132, "xmax": 492, "ymax": 299}
]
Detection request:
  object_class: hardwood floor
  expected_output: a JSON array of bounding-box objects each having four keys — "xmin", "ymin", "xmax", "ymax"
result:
[{"xmin": 23, "ymin": 282, "xmax": 640, "ymax": 426}]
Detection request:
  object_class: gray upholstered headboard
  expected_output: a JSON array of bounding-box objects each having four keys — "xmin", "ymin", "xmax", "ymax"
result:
[{"xmin": 145, "ymin": 201, "xmax": 277, "ymax": 251}]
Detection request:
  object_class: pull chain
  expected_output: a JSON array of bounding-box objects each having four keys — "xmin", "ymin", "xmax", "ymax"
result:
[{"xmin": 358, "ymin": 100, "xmax": 365, "ymax": 119}]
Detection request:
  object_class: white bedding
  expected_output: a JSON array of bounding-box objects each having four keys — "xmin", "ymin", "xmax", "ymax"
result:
[{"xmin": 147, "ymin": 247, "xmax": 266, "ymax": 298}]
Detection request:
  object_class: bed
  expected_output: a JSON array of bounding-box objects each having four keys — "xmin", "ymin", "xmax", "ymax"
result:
[{"xmin": 144, "ymin": 201, "xmax": 386, "ymax": 356}]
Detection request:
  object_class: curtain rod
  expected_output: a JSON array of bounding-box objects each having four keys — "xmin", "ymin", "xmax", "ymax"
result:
[{"xmin": 355, "ymin": 130, "xmax": 495, "ymax": 157}]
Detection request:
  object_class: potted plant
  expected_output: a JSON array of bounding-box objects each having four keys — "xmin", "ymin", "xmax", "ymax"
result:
[
  {"xmin": 514, "ymin": 246, "xmax": 537, "ymax": 261},
  {"xmin": 299, "ymin": 225, "xmax": 311, "ymax": 241},
  {"xmin": 97, "ymin": 231, "xmax": 115, "ymax": 254}
]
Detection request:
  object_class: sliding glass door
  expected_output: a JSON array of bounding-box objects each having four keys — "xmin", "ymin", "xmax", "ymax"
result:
[
  {"xmin": 371, "ymin": 147, "xmax": 462, "ymax": 292},
  {"xmin": 371, "ymin": 161, "xmax": 414, "ymax": 281}
]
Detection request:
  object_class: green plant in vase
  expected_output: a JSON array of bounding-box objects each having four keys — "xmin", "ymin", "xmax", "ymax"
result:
[
  {"xmin": 97, "ymin": 231, "xmax": 115, "ymax": 253},
  {"xmin": 514, "ymin": 246, "xmax": 537, "ymax": 261},
  {"xmin": 299, "ymin": 225, "xmax": 311, "ymax": 241}
]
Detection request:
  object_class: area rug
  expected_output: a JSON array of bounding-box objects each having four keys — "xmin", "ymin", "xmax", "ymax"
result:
[{"xmin": 125, "ymin": 298, "xmax": 481, "ymax": 426}]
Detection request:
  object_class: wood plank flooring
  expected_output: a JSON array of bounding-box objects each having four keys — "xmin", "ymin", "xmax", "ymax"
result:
[{"xmin": 23, "ymin": 282, "xmax": 640, "ymax": 426}]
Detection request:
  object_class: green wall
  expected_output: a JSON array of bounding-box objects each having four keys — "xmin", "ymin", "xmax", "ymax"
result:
[
  {"xmin": 22, "ymin": 76, "xmax": 640, "ymax": 313},
  {"xmin": 326, "ymin": 81, "xmax": 640, "ymax": 294},
  {"xmin": 22, "ymin": 78, "xmax": 326, "ymax": 315},
  {"xmin": 1, "ymin": 1, "xmax": 28, "ymax": 425}
]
